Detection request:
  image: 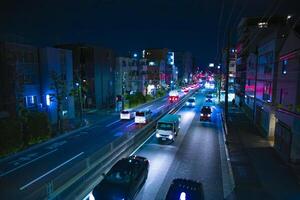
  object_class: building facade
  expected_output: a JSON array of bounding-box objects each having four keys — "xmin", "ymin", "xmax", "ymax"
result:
[
  {"xmin": 0, "ymin": 42, "xmax": 41, "ymax": 117},
  {"xmin": 57, "ymin": 44, "xmax": 115, "ymax": 110},
  {"xmin": 39, "ymin": 47, "xmax": 75, "ymax": 123},
  {"xmin": 143, "ymin": 48, "xmax": 176, "ymax": 88},
  {"xmin": 0, "ymin": 42, "xmax": 75, "ymax": 124},
  {"xmin": 274, "ymin": 27, "xmax": 300, "ymax": 163},
  {"xmin": 115, "ymin": 56, "xmax": 143, "ymax": 96},
  {"xmin": 174, "ymin": 51, "xmax": 193, "ymax": 85},
  {"xmin": 238, "ymin": 16, "xmax": 288, "ymax": 138}
]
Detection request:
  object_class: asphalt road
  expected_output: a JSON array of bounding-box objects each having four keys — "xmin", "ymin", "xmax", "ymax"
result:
[
  {"xmin": 133, "ymin": 92, "xmax": 224, "ymax": 200},
  {"xmin": 0, "ymin": 96, "xmax": 171, "ymax": 199}
]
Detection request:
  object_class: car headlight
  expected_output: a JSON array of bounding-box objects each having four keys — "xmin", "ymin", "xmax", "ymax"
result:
[
  {"xmin": 192, "ymin": 102, "xmax": 195, "ymax": 105},
  {"xmin": 186, "ymin": 102, "xmax": 189, "ymax": 105},
  {"xmin": 168, "ymin": 135, "xmax": 173, "ymax": 139},
  {"xmin": 208, "ymin": 114, "xmax": 211, "ymax": 117},
  {"xmin": 201, "ymin": 113, "xmax": 204, "ymax": 116},
  {"xmin": 156, "ymin": 133, "xmax": 160, "ymax": 138}
]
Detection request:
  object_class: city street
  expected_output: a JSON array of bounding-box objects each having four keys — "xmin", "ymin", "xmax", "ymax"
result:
[
  {"xmin": 133, "ymin": 92, "xmax": 225, "ymax": 200},
  {"xmin": 0, "ymin": 96, "xmax": 170, "ymax": 199}
]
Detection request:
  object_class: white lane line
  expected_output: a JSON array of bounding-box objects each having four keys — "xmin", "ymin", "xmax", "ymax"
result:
[
  {"xmin": 105, "ymin": 119, "xmax": 121, "ymax": 127},
  {"xmin": 19, "ymin": 152, "xmax": 84, "ymax": 191},
  {"xmin": 144, "ymin": 105, "xmax": 152, "ymax": 109},
  {"xmin": 156, "ymin": 105, "xmax": 165, "ymax": 111},
  {"xmin": 126, "ymin": 122, "xmax": 135, "ymax": 128},
  {"xmin": 130, "ymin": 131, "xmax": 156, "ymax": 156},
  {"xmin": 0, "ymin": 149, "xmax": 58, "ymax": 177}
]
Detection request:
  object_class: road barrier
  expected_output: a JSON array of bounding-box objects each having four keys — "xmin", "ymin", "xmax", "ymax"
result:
[
  {"xmin": 219, "ymin": 111, "xmax": 235, "ymax": 199},
  {"xmin": 22, "ymin": 90, "xmax": 196, "ymax": 200}
]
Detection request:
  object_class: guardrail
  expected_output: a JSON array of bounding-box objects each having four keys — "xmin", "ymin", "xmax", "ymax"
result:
[
  {"xmin": 22, "ymin": 90, "xmax": 196, "ymax": 200},
  {"xmin": 219, "ymin": 111, "xmax": 235, "ymax": 199}
]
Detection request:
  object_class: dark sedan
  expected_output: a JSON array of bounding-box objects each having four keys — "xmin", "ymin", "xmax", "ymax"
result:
[
  {"xmin": 200, "ymin": 106, "xmax": 212, "ymax": 121},
  {"xmin": 92, "ymin": 155, "xmax": 149, "ymax": 200},
  {"xmin": 165, "ymin": 178, "xmax": 204, "ymax": 200}
]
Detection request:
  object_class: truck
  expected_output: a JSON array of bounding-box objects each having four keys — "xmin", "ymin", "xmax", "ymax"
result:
[{"xmin": 155, "ymin": 114, "xmax": 180, "ymax": 142}]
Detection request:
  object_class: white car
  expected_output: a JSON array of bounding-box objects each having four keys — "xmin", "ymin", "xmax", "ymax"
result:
[
  {"xmin": 120, "ymin": 110, "xmax": 135, "ymax": 120},
  {"xmin": 135, "ymin": 110, "xmax": 152, "ymax": 124},
  {"xmin": 185, "ymin": 97, "xmax": 196, "ymax": 107}
]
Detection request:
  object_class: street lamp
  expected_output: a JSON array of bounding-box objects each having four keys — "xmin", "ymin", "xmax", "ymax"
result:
[{"xmin": 76, "ymin": 82, "xmax": 83, "ymax": 126}]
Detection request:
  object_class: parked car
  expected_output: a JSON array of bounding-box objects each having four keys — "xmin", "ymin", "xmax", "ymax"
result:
[
  {"xmin": 165, "ymin": 179, "xmax": 204, "ymax": 200},
  {"xmin": 135, "ymin": 109, "xmax": 152, "ymax": 124},
  {"xmin": 120, "ymin": 110, "xmax": 135, "ymax": 120},
  {"xmin": 185, "ymin": 97, "xmax": 196, "ymax": 107},
  {"xmin": 200, "ymin": 106, "xmax": 212, "ymax": 121},
  {"xmin": 91, "ymin": 155, "xmax": 149, "ymax": 200}
]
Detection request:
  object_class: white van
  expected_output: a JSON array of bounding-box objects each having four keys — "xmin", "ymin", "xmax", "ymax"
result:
[{"xmin": 134, "ymin": 110, "xmax": 152, "ymax": 124}]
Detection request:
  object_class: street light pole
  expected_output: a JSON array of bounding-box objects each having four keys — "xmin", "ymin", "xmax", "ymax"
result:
[{"xmin": 225, "ymin": 30, "xmax": 231, "ymax": 121}]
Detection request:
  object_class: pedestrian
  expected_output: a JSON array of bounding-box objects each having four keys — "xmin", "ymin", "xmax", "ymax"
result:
[{"xmin": 239, "ymin": 101, "xmax": 242, "ymax": 108}]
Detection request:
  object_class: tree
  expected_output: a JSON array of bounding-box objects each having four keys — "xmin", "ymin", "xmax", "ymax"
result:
[
  {"xmin": 215, "ymin": 73, "xmax": 222, "ymax": 103},
  {"xmin": 14, "ymin": 70, "xmax": 31, "ymax": 146},
  {"xmin": 49, "ymin": 70, "xmax": 67, "ymax": 134}
]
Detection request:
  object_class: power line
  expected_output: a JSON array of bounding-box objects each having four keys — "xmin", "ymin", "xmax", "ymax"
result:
[
  {"xmin": 221, "ymin": 0, "xmax": 237, "ymax": 52},
  {"xmin": 215, "ymin": 0, "xmax": 225, "ymax": 62}
]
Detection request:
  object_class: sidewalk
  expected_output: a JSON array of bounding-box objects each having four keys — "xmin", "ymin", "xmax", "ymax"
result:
[{"xmin": 225, "ymin": 105, "xmax": 300, "ymax": 200}]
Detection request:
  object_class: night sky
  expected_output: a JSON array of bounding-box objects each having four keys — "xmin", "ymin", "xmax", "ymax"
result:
[{"xmin": 0, "ymin": 0, "xmax": 299, "ymax": 67}]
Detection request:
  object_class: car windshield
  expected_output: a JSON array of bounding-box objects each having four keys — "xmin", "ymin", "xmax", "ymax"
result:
[
  {"xmin": 136, "ymin": 112, "xmax": 145, "ymax": 116},
  {"xmin": 105, "ymin": 161, "xmax": 133, "ymax": 184},
  {"xmin": 188, "ymin": 99, "xmax": 195, "ymax": 103},
  {"xmin": 157, "ymin": 122, "xmax": 173, "ymax": 130},
  {"xmin": 121, "ymin": 111, "xmax": 129, "ymax": 114},
  {"xmin": 201, "ymin": 107, "xmax": 211, "ymax": 113}
]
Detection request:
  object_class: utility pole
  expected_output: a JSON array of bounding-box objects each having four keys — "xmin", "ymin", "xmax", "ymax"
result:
[
  {"xmin": 225, "ymin": 30, "xmax": 231, "ymax": 121},
  {"xmin": 75, "ymin": 69, "xmax": 83, "ymax": 126},
  {"xmin": 253, "ymin": 47, "xmax": 258, "ymax": 122}
]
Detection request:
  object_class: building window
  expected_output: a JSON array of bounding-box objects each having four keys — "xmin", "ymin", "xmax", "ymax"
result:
[
  {"xmin": 25, "ymin": 95, "xmax": 37, "ymax": 108},
  {"xmin": 122, "ymin": 60, "xmax": 126, "ymax": 67},
  {"xmin": 282, "ymin": 60, "xmax": 287, "ymax": 75},
  {"xmin": 258, "ymin": 22, "xmax": 268, "ymax": 28},
  {"xmin": 23, "ymin": 74, "xmax": 33, "ymax": 84}
]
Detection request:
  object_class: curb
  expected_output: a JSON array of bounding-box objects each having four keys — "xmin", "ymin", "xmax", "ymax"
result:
[{"xmin": 218, "ymin": 110, "xmax": 235, "ymax": 199}]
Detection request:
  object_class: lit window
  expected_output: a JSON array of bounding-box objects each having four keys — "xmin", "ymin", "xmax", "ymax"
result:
[
  {"xmin": 46, "ymin": 94, "xmax": 51, "ymax": 106},
  {"xmin": 149, "ymin": 61, "xmax": 155, "ymax": 66},
  {"xmin": 26, "ymin": 96, "xmax": 37, "ymax": 107},
  {"xmin": 258, "ymin": 22, "xmax": 268, "ymax": 28},
  {"xmin": 282, "ymin": 60, "xmax": 287, "ymax": 75}
]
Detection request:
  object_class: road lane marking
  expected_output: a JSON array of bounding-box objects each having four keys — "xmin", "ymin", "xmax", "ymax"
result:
[
  {"xmin": 156, "ymin": 105, "xmax": 165, "ymax": 111},
  {"xmin": 130, "ymin": 131, "xmax": 156, "ymax": 156},
  {"xmin": 0, "ymin": 149, "xmax": 58, "ymax": 177},
  {"xmin": 144, "ymin": 105, "xmax": 152, "ymax": 109},
  {"xmin": 46, "ymin": 140, "xmax": 67, "ymax": 150},
  {"xmin": 19, "ymin": 152, "xmax": 84, "ymax": 191},
  {"xmin": 105, "ymin": 119, "xmax": 121, "ymax": 127},
  {"xmin": 126, "ymin": 122, "xmax": 135, "ymax": 128}
]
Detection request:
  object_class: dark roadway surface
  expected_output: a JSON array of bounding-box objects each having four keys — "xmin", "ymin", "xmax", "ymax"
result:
[
  {"xmin": 0, "ymin": 96, "xmax": 170, "ymax": 199},
  {"xmin": 134, "ymin": 91, "xmax": 224, "ymax": 200}
]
